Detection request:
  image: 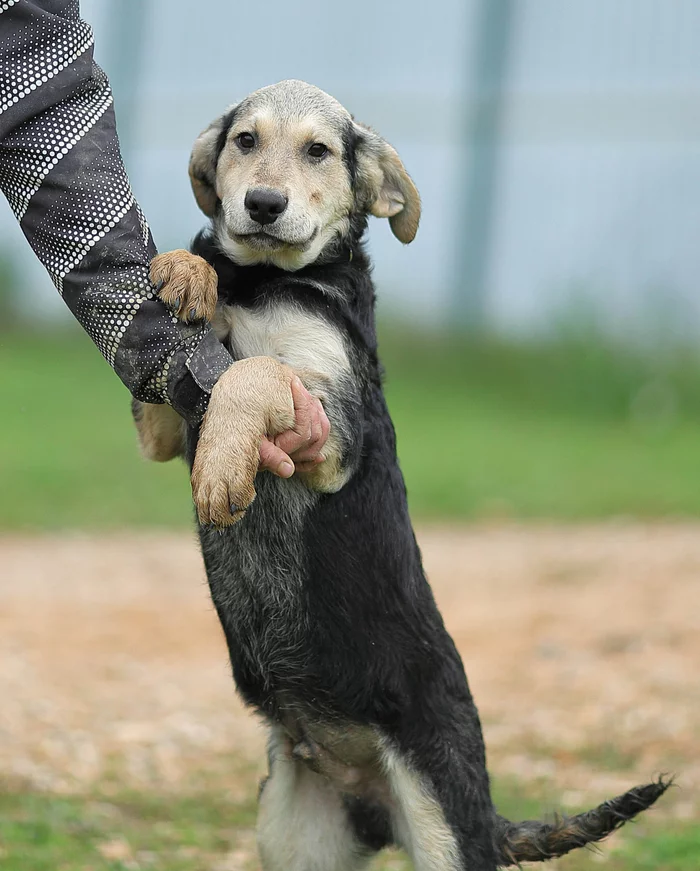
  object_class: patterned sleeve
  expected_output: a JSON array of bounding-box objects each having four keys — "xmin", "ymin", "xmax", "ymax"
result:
[{"xmin": 0, "ymin": 0, "xmax": 233, "ymax": 424}]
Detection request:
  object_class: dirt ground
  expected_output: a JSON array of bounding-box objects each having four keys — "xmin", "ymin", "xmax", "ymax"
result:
[{"xmin": 1, "ymin": 524, "xmax": 698, "ymax": 818}]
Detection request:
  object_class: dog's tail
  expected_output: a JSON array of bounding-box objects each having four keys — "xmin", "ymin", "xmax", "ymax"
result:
[{"xmin": 494, "ymin": 777, "xmax": 671, "ymax": 866}]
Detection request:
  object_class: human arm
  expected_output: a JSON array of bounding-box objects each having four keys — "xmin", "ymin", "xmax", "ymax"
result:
[
  {"xmin": 0, "ymin": 1, "xmax": 329, "ymax": 494},
  {"xmin": 0, "ymin": 0, "xmax": 232, "ymax": 423}
]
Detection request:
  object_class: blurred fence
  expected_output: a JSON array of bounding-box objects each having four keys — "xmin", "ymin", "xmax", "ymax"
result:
[{"xmin": 1, "ymin": 0, "xmax": 699, "ymax": 337}]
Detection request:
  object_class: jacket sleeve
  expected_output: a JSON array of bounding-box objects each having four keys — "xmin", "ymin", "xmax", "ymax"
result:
[{"xmin": 0, "ymin": 0, "xmax": 233, "ymax": 424}]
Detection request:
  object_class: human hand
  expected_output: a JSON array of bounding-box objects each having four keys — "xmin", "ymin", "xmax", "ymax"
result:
[
  {"xmin": 258, "ymin": 376, "xmax": 331, "ymax": 477},
  {"xmin": 191, "ymin": 362, "xmax": 331, "ymax": 527}
]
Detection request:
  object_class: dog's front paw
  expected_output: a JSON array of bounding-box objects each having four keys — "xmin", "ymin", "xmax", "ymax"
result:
[
  {"xmin": 190, "ymin": 357, "xmax": 296, "ymax": 527},
  {"xmin": 150, "ymin": 250, "xmax": 218, "ymax": 323},
  {"xmin": 191, "ymin": 433, "xmax": 258, "ymax": 527},
  {"xmin": 191, "ymin": 401, "xmax": 260, "ymax": 526}
]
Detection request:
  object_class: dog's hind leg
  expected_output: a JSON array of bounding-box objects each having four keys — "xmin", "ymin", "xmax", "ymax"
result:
[
  {"xmin": 380, "ymin": 733, "xmax": 498, "ymax": 871},
  {"xmin": 380, "ymin": 743, "xmax": 462, "ymax": 871},
  {"xmin": 257, "ymin": 728, "xmax": 379, "ymax": 871},
  {"xmin": 131, "ymin": 399, "xmax": 186, "ymax": 461}
]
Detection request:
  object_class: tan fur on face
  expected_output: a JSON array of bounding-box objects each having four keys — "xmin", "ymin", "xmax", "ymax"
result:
[
  {"xmin": 215, "ymin": 93, "xmax": 353, "ymax": 270},
  {"xmin": 189, "ymin": 80, "xmax": 421, "ymax": 269}
]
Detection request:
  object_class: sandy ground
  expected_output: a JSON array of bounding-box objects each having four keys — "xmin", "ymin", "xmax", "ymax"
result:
[{"xmin": 1, "ymin": 524, "xmax": 698, "ymax": 817}]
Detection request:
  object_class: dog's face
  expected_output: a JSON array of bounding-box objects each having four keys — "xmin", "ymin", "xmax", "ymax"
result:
[{"xmin": 189, "ymin": 80, "xmax": 420, "ymax": 270}]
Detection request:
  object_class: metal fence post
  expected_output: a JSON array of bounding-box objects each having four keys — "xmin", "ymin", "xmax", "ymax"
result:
[{"xmin": 452, "ymin": 0, "xmax": 514, "ymax": 331}]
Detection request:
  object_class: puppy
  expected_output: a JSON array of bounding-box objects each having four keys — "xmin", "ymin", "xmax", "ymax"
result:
[{"xmin": 133, "ymin": 80, "xmax": 668, "ymax": 871}]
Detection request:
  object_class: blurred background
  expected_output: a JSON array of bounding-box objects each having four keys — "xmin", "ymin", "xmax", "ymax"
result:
[
  {"xmin": 1, "ymin": 2, "xmax": 699, "ymax": 869},
  {"xmin": 3, "ymin": 0, "xmax": 700, "ymax": 527}
]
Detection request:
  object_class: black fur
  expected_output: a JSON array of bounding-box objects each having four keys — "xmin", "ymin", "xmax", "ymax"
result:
[
  {"xmin": 343, "ymin": 795, "xmax": 394, "ymax": 852},
  {"xmin": 215, "ymin": 105, "xmax": 239, "ymax": 167},
  {"xmin": 184, "ymin": 140, "xmax": 668, "ymax": 869},
  {"xmin": 341, "ymin": 119, "xmax": 360, "ymax": 187},
  {"xmin": 189, "ymin": 221, "xmax": 500, "ymax": 866},
  {"xmin": 496, "ymin": 778, "xmax": 672, "ymax": 865}
]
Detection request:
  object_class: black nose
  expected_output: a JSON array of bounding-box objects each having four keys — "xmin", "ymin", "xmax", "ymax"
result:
[{"xmin": 244, "ymin": 188, "xmax": 288, "ymax": 225}]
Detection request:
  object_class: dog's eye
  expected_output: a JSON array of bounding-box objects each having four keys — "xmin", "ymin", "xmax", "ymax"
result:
[
  {"xmin": 307, "ymin": 142, "xmax": 329, "ymax": 159},
  {"xmin": 236, "ymin": 132, "xmax": 255, "ymax": 150}
]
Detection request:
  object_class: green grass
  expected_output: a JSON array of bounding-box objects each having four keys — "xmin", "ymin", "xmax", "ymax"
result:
[
  {"xmin": 382, "ymin": 326, "xmax": 700, "ymax": 520},
  {"xmin": 0, "ymin": 330, "xmax": 191, "ymax": 530},
  {"xmin": 604, "ymin": 825, "xmax": 700, "ymax": 871},
  {"xmin": 0, "ymin": 788, "xmax": 257, "ymax": 871},
  {"xmin": 0, "ymin": 780, "xmax": 692, "ymax": 871},
  {"xmin": 2, "ymin": 325, "xmax": 700, "ymax": 529}
]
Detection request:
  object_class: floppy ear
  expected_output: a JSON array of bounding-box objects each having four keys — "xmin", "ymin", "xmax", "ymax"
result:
[
  {"xmin": 188, "ymin": 106, "xmax": 237, "ymax": 216},
  {"xmin": 353, "ymin": 122, "xmax": 421, "ymax": 243}
]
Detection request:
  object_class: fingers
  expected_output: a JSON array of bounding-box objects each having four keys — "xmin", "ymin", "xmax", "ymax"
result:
[
  {"xmin": 317, "ymin": 401, "xmax": 331, "ymax": 445},
  {"xmin": 259, "ymin": 437, "xmax": 295, "ymax": 478},
  {"xmin": 274, "ymin": 427, "xmax": 307, "ymax": 458},
  {"xmin": 290, "ymin": 375, "xmax": 315, "ymax": 442},
  {"xmin": 294, "ymin": 457, "xmax": 325, "ymax": 473},
  {"xmin": 275, "ymin": 377, "xmax": 330, "ymax": 463}
]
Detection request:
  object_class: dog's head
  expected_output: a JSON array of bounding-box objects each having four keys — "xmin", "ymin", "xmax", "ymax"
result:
[{"xmin": 189, "ymin": 80, "xmax": 420, "ymax": 271}]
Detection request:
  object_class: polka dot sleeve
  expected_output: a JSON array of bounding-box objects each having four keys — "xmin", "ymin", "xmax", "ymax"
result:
[{"xmin": 0, "ymin": 0, "xmax": 233, "ymax": 424}]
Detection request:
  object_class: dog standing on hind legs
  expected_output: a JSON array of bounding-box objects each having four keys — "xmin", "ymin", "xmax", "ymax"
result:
[{"xmin": 133, "ymin": 80, "xmax": 670, "ymax": 870}]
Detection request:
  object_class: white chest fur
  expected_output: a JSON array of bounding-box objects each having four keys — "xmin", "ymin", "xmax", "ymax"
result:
[{"xmin": 212, "ymin": 301, "xmax": 351, "ymax": 382}]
